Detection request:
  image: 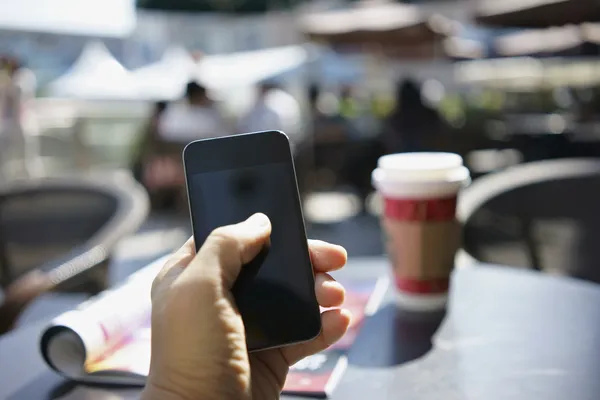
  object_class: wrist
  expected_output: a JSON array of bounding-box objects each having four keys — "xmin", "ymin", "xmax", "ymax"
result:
[
  {"xmin": 143, "ymin": 370, "xmax": 251, "ymax": 400},
  {"xmin": 143, "ymin": 372, "xmax": 217, "ymax": 400},
  {"xmin": 141, "ymin": 382, "xmax": 195, "ymax": 400}
]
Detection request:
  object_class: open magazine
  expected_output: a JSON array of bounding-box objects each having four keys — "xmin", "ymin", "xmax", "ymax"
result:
[{"xmin": 40, "ymin": 256, "xmax": 389, "ymax": 396}]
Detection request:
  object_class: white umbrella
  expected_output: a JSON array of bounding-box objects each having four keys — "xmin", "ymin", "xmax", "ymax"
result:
[
  {"xmin": 444, "ymin": 36, "xmax": 486, "ymax": 60},
  {"xmin": 196, "ymin": 45, "xmax": 310, "ymax": 89},
  {"xmin": 48, "ymin": 41, "xmax": 138, "ymax": 99},
  {"xmin": 132, "ymin": 46, "xmax": 197, "ymax": 100},
  {"xmin": 193, "ymin": 45, "xmax": 313, "ymax": 113},
  {"xmin": 132, "ymin": 45, "xmax": 310, "ymax": 101}
]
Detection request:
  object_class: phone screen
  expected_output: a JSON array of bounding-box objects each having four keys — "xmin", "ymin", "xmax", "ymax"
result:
[{"xmin": 188, "ymin": 160, "xmax": 320, "ymax": 351}]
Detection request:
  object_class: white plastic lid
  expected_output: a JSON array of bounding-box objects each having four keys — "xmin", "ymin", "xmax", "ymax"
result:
[
  {"xmin": 372, "ymin": 167, "xmax": 469, "ymax": 199},
  {"xmin": 373, "ymin": 152, "xmax": 470, "ymax": 199},
  {"xmin": 377, "ymin": 153, "xmax": 465, "ymax": 182}
]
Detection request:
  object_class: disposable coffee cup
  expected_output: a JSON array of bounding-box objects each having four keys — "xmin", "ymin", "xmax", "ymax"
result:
[{"xmin": 372, "ymin": 153, "xmax": 470, "ymax": 311}]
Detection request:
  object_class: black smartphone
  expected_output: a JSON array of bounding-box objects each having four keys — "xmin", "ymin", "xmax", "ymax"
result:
[{"xmin": 183, "ymin": 131, "xmax": 321, "ymax": 351}]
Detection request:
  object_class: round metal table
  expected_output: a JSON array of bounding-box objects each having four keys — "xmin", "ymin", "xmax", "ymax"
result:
[{"xmin": 1, "ymin": 257, "xmax": 600, "ymax": 400}]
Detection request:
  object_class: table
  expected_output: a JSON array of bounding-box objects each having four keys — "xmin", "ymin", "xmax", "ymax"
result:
[{"xmin": 3, "ymin": 258, "xmax": 600, "ymax": 400}]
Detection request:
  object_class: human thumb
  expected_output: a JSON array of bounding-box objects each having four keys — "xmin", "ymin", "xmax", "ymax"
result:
[{"xmin": 193, "ymin": 213, "xmax": 272, "ymax": 288}]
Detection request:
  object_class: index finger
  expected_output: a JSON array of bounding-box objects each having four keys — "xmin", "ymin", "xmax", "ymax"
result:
[
  {"xmin": 308, "ymin": 240, "xmax": 347, "ymax": 273},
  {"xmin": 151, "ymin": 236, "xmax": 195, "ymax": 299}
]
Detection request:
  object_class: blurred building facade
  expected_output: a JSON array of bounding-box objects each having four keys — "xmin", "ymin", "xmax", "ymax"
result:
[
  {"xmin": 0, "ymin": 0, "xmax": 484, "ymax": 90},
  {"xmin": 134, "ymin": 11, "xmax": 302, "ymax": 55},
  {"xmin": 0, "ymin": 0, "xmax": 137, "ymax": 86}
]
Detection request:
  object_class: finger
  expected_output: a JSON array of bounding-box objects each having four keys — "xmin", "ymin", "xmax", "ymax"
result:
[
  {"xmin": 151, "ymin": 237, "xmax": 195, "ymax": 299},
  {"xmin": 171, "ymin": 236, "xmax": 196, "ymax": 263},
  {"xmin": 314, "ymin": 273, "xmax": 345, "ymax": 308},
  {"xmin": 281, "ymin": 308, "xmax": 352, "ymax": 366},
  {"xmin": 189, "ymin": 213, "xmax": 272, "ymax": 288},
  {"xmin": 308, "ymin": 240, "xmax": 347, "ymax": 273}
]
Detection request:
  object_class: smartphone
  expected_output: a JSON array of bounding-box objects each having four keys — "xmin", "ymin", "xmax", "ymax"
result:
[{"xmin": 183, "ymin": 131, "xmax": 321, "ymax": 351}]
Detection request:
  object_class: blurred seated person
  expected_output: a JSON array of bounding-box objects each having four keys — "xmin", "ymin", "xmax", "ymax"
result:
[
  {"xmin": 237, "ymin": 81, "xmax": 302, "ymax": 147},
  {"xmin": 159, "ymin": 81, "xmax": 230, "ymax": 143},
  {"xmin": 381, "ymin": 78, "xmax": 445, "ymax": 154},
  {"xmin": 131, "ymin": 100, "xmax": 167, "ymax": 182},
  {"xmin": 144, "ymin": 82, "xmax": 230, "ymax": 209}
]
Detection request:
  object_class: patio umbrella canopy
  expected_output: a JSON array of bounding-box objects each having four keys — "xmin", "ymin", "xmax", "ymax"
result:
[
  {"xmin": 131, "ymin": 46, "xmax": 198, "ymax": 100},
  {"xmin": 47, "ymin": 41, "xmax": 139, "ymax": 100},
  {"xmin": 494, "ymin": 23, "xmax": 600, "ymax": 57},
  {"xmin": 475, "ymin": 0, "xmax": 600, "ymax": 28},
  {"xmin": 299, "ymin": 1, "xmax": 455, "ymax": 58},
  {"xmin": 443, "ymin": 36, "xmax": 486, "ymax": 60},
  {"xmin": 196, "ymin": 45, "xmax": 310, "ymax": 89}
]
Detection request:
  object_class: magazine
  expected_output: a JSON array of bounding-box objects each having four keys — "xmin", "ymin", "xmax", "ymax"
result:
[{"xmin": 40, "ymin": 256, "xmax": 389, "ymax": 396}]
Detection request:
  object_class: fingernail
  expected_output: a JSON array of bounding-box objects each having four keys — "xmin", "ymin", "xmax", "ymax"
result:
[{"xmin": 247, "ymin": 213, "xmax": 270, "ymax": 228}]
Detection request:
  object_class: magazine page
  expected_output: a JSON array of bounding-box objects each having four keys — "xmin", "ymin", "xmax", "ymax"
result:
[
  {"xmin": 41, "ymin": 257, "xmax": 389, "ymax": 391},
  {"xmin": 83, "ymin": 315, "xmax": 152, "ymax": 381},
  {"xmin": 40, "ymin": 255, "xmax": 168, "ymax": 384},
  {"xmin": 283, "ymin": 276, "xmax": 389, "ymax": 397},
  {"xmin": 75, "ymin": 275, "xmax": 389, "ymax": 391}
]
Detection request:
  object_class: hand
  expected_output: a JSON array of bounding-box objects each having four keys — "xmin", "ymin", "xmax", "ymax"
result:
[{"xmin": 141, "ymin": 213, "xmax": 351, "ymax": 400}]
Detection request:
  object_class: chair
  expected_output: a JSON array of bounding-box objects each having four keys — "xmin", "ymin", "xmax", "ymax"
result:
[
  {"xmin": 0, "ymin": 172, "xmax": 149, "ymax": 334},
  {"xmin": 458, "ymin": 158, "xmax": 600, "ymax": 283}
]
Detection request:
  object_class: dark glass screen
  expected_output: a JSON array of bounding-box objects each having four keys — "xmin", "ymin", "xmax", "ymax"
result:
[{"xmin": 189, "ymin": 160, "xmax": 320, "ymax": 351}]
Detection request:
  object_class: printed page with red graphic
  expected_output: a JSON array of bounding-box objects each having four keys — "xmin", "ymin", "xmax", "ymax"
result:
[
  {"xmin": 283, "ymin": 277, "xmax": 389, "ymax": 398},
  {"xmin": 79, "ymin": 276, "xmax": 389, "ymax": 388},
  {"xmin": 40, "ymin": 258, "xmax": 388, "ymax": 389}
]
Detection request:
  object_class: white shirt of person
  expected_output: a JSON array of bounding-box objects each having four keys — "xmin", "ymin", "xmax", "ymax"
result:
[
  {"xmin": 237, "ymin": 89, "xmax": 302, "ymax": 144},
  {"xmin": 158, "ymin": 102, "xmax": 231, "ymax": 143}
]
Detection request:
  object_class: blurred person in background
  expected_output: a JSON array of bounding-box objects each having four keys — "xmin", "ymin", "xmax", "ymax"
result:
[
  {"xmin": 237, "ymin": 80, "xmax": 302, "ymax": 146},
  {"xmin": 131, "ymin": 100, "xmax": 168, "ymax": 183},
  {"xmin": 308, "ymin": 83, "xmax": 321, "ymax": 117},
  {"xmin": 381, "ymin": 78, "xmax": 444, "ymax": 154},
  {"xmin": 0, "ymin": 56, "xmax": 32, "ymax": 181},
  {"xmin": 307, "ymin": 83, "xmax": 332, "ymax": 138},
  {"xmin": 158, "ymin": 81, "xmax": 230, "ymax": 143},
  {"xmin": 144, "ymin": 81, "xmax": 230, "ymax": 211}
]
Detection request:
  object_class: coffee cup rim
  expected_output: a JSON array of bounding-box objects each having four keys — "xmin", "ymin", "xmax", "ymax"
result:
[{"xmin": 378, "ymin": 152, "xmax": 463, "ymax": 172}]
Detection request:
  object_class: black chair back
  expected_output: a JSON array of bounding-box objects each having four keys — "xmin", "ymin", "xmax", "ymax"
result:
[
  {"xmin": 0, "ymin": 189, "xmax": 116, "ymax": 286},
  {"xmin": 0, "ymin": 172, "xmax": 149, "ymax": 333},
  {"xmin": 458, "ymin": 158, "xmax": 600, "ymax": 283}
]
